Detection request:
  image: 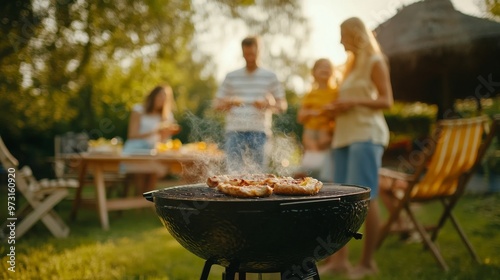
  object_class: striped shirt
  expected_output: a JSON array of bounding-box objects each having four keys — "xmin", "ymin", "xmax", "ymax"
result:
[{"xmin": 216, "ymin": 67, "xmax": 285, "ymax": 134}]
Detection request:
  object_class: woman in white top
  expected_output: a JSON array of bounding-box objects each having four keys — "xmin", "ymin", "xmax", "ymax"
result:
[
  {"xmin": 125, "ymin": 85, "xmax": 178, "ymax": 150},
  {"xmin": 123, "ymin": 85, "xmax": 180, "ymax": 192},
  {"xmin": 319, "ymin": 17, "xmax": 393, "ymax": 279}
]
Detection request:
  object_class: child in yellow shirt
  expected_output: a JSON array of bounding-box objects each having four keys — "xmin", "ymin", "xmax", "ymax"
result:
[{"xmin": 296, "ymin": 58, "xmax": 338, "ymax": 178}]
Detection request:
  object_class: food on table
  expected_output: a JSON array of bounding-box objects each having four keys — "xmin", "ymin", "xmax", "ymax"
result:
[
  {"xmin": 156, "ymin": 140, "xmax": 223, "ymax": 156},
  {"xmin": 156, "ymin": 139, "xmax": 183, "ymax": 152},
  {"xmin": 87, "ymin": 137, "xmax": 123, "ymax": 154}
]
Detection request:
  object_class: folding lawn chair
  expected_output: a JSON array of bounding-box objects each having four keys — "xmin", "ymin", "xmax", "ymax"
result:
[
  {"xmin": 377, "ymin": 115, "xmax": 500, "ymax": 270},
  {"xmin": 1, "ymin": 136, "xmax": 78, "ymax": 239}
]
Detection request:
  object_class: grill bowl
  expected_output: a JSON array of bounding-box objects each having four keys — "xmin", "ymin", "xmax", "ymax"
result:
[{"xmin": 144, "ymin": 183, "xmax": 369, "ymax": 273}]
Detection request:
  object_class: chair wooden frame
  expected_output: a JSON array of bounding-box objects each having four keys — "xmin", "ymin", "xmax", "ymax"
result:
[
  {"xmin": 377, "ymin": 115, "xmax": 500, "ymax": 270},
  {"xmin": 1, "ymin": 136, "xmax": 77, "ymax": 239}
]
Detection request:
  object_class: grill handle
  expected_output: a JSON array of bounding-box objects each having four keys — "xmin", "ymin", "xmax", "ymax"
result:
[
  {"xmin": 279, "ymin": 197, "xmax": 341, "ymax": 206},
  {"xmin": 350, "ymin": 231, "xmax": 363, "ymax": 240},
  {"xmin": 143, "ymin": 190, "xmax": 157, "ymax": 202}
]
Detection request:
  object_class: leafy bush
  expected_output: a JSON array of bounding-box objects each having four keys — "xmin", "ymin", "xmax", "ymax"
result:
[
  {"xmin": 384, "ymin": 102, "xmax": 438, "ymax": 143},
  {"xmin": 454, "ymin": 96, "xmax": 500, "ymax": 119}
]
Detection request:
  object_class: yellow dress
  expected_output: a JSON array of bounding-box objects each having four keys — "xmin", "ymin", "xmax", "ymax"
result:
[{"xmin": 301, "ymin": 85, "xmax": 338, "ymax": 131}]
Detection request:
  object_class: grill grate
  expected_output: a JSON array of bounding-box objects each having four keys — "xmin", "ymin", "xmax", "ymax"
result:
[{"xmin": 152, "ymin": 184, "xmax": 368, "ymax": 202}]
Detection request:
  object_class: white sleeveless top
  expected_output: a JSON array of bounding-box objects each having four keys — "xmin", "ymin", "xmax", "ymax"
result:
[{"xmin": 332, "ymin": 54, "xmax": 390, "ymax": 148}]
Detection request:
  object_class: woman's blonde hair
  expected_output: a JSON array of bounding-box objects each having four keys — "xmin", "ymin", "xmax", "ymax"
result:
[
  {"xmin": 144, "ymin": 84, "xmax": 175, "ymax": 120},
  {"xmin": 340, "ymin": 17, "xmax": 382, "ymax": 79}
]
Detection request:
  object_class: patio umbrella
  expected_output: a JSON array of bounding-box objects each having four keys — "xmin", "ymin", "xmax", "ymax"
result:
[{"xmin": 374, "ymin": 0, "xmax": 500, "ymax": 118}]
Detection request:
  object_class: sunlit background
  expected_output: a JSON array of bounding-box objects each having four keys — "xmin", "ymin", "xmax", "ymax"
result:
[
  {"xmin": 1, "ymin": 0, "xmax": 498, "ymax": 179},
  {"xmin": 197, "ymin": 0, "xmax": 482, "ymax": 93},
  {"xmin": 1, "ymin": 1, "xmax": 500, "ymax": 279}
]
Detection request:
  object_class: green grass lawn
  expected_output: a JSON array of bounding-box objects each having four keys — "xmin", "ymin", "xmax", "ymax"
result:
[{"xmin": 1, "ymin": 186, "xmax": 500, "ymax": 280}]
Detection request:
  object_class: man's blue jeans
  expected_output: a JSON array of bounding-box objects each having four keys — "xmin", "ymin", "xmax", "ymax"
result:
[{"xmin": 224, "ymin": 131, "xmax": 267, "ymax": 174}]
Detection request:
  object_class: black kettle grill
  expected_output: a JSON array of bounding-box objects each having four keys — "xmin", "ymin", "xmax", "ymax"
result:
[{"xmin": 144, "ymin": 183, "xmax": 370, "ymax": 279}]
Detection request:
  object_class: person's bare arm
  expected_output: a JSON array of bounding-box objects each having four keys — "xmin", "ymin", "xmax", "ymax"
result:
[
  {"xmin": 343, "ymin": 60, "xmax": 393, "ymax": 109},
  {"xmin": 365, "ymin": 59, "xmax": 393, "ymax": 109},
  {"xmin": 297, "ymin": 105, "xmax": 321, "ymax": 124},
  {"xmin": 213, "ymin": 98, "xmax": 232, "ymax": 111},
  {"xmin": 158, "ymin": 122, "xmax": 181, "ymax": 141},
  {"xmin": 297, "ymin": 105, "xmax": 308, "ymax": 124},
  {"xmin": 253, "ymin": 96, "xmax": 287, "ymax": 113},
  {"xmin": 273, "ymin": 97, "xmax": 288, "ymax": 113},
  {"xmin": 254, "ymin": 77, "xmax": 287, "ymax": 113}
]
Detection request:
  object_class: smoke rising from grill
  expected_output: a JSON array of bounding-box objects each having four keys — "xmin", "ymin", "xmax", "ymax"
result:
[
  {"xmin": 266, "ymin": 134, "xmax": 301, "ymax": 176},
  {"xmin": 179, "ymin": 111, "xmax": 226, "ymax": 182},
  {"xmin": 179, "ymin": 110, "xmax": 301, "ymax": 182}
]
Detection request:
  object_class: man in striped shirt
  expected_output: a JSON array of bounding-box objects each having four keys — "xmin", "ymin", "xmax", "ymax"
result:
[{"xmin": 214, "ymin": 36, "xmax": 287, "ymax": 174}]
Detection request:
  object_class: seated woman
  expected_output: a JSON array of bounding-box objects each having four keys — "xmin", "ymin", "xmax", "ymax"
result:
[{"xmin": 122, "ymin": 84, "xmax": 180, "ymax": 193}]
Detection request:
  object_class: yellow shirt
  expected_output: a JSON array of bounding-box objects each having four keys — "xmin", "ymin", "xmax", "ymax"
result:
[{"xmin": 301, "ymin": 85, "xmax": 338, "ymax": 130}]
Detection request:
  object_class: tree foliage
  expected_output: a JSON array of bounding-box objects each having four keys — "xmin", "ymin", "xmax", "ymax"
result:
[{"xmin": 1, "ymin": 0, "xmax": 204, "ymax": 136}]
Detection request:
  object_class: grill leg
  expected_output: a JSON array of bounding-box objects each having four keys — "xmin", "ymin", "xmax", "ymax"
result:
[
  {"xmin": 281, "ymin": 263, "xmax": 320, "ymax": 280},
  {"xmin": 311, "ymin": 263, "xmax": 320, "ymax": 280},
  {"xmin": 223, "ymin": 270, "xmax": 236, "ymax": 280},
  {"xmin": 223, "ymin": 263, "xmax": 239, "ymax": 280},
  {"xmin": 200, "ymin": 260, "xmax": 214, "ymax": 280}
]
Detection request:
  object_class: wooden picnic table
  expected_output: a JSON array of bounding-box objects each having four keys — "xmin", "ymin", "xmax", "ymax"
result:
[{"xmin": 62, "ymin": 151, "xmax": 224, "ymax": 230}]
